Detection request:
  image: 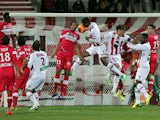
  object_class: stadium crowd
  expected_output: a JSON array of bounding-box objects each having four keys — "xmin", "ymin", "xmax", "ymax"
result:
[{"xmin": 39, "ymin": 0, "xmax": 160, "ymax": 13}]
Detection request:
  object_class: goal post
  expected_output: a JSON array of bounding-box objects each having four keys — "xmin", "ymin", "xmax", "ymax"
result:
[{"xmin": 6, "ymin": 13, "xmax": 160, "ymax": 106}]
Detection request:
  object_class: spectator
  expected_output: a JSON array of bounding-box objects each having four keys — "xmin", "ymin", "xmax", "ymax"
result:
[
  {"xmin": 112, "ymin": 1, "xmax": 128, "ymax": 13},
  {"xmin": 72, "ymin": 0, "xmax": 86, "ymax": 13},
  {"xmin": 53, "ymin": 0, "xmax": 68, "ymax": 13},
  {"xmin": 158, "ymin": 1, "xmax": 160, "ymax": 12},
  {"xmin": 88, "ymin": 0, "xmax": 97, "ymax": 13},
  {"xmin": 96, "ymin": 0, "xmax": 111, "ymax": 13},
  {"xmin": 129, "ymin": 0, "xmax": 146, "ymax": 13},
  {"xmin": 150, "ymin": 0, "xmax": 156, "ymax": 12},
  {"xmin": 41, "ymin": 0, "xmax": 55, "ymax": 12}
]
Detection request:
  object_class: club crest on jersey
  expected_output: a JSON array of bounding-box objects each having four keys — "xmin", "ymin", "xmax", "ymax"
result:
[{"xmin": 66, "ymin": 61, "xmax": 71, "ymax": 67}]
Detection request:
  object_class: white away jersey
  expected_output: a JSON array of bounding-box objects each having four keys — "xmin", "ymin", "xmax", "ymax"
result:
[
  {"xmin": 127, "ymin": 42, "xmax": 151, "ymax": 68},
  {"xmin": 28, "ymin": 50, "xmax": 49, "ymax": 73},
  {"xmin": 102, "ymin": 31, "xmax": 131, "ymax": 55},
  {"xmin": 87, "ymin": 22, "xmax": 104, "ymax": 45}
]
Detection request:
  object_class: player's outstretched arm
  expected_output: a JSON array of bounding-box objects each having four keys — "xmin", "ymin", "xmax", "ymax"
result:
[{"xmin": 127, "ymin": 43, "xmax": 149, "ymax": 51}]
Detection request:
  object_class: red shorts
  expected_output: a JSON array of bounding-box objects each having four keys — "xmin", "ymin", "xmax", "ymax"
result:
[
  {"xmin": 14, "ymin": 67, "xmax": 30, "ymax": 89},
  {"xmin": 149, "ymin": 54, "xmax": 158, "ymax": 74},
  {"xmin": 0, "ymin": 67, "xmax": 15, "ymax": 92},
  {"xmin": 56, "ymin": 52, "xmax": 73, "ymax": 71}
]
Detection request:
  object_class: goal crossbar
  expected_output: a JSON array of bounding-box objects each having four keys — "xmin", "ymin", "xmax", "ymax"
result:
[{"xmin": 10, "ymin": 13, "xmax": 160, "ymax": 18}]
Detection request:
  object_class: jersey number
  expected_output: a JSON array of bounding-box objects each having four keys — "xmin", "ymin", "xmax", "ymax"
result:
[
  {"xmin": 41, "ymin": 57, "xmax": 45, "ymax": 65},
  {"xmin": 0, "ymin": 52, "xmax": 11, "ymax": 62},
  {"xmin": 153, "ymin": 41, "xmax": 159, "ymax": 49}
]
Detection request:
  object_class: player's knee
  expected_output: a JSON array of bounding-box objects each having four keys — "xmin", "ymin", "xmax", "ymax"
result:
[
  {"xmin": 100, "ymin": 57, "xmax": 108, "ymax": 66},
  {"xmin": 13, "ymin": 87, "xmax": 18, "ymax": 91},
  {"xmin": 114, "ymin": 63, "xmax": 119, "ymax": 68},
  {"xmin": 149, "ymin": 74, "xmax": 155, "ymax": 80},
  {"xmin": 26, "ymin": 91, "xmax": 32, "ymax": 97},
  {"xmin": 82, "ymin": 51, "xmax": 90, "ymax": 58},
  {"xmin": 56, "ymin": 70, "xmax": 62, "ymax": 74},
  {"xmin": 135, "ymin": 80, "xmax": 141, "ymax": 87},
  {"xmin": 7, "ymin": 91, "xmax": 12, "ymax": 97}
]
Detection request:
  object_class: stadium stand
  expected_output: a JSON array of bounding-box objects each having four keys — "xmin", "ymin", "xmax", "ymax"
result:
[{"xmin": 0, "ymin": 0, "xmax": 36, "ymax": 20}]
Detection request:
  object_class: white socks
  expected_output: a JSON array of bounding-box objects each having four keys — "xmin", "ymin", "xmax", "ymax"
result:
[
  {"xmin": 107, "ymin": 63, "xmax": 123, "ymax": 76},
  {"xmin": 137, "ymin": 83, "xmax": 148, "ymax": 98},
  {"xmin": 135, "ymin": 87, "xmax": 141, "ymax": 104},
  {"xmin": 111, "ymin": 76, "xmax": 120, "ymax": 94},
  {"xmin": 26, "ymin": 91, "xmax": 39, "ymax": 105},
  {"xmin": 33, "ymin": 92, "xmax": 39, "ymax": 102}
]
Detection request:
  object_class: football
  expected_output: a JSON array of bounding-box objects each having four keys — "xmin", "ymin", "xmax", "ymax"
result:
[{"xmin": 78, "ymin": 24, "xmax": 86, "ymax": 33}]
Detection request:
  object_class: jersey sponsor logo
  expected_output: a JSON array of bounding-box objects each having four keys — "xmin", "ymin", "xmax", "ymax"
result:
[{"xmin": 63, "ymin": 32, "xmax": 78, "ymax": 42}]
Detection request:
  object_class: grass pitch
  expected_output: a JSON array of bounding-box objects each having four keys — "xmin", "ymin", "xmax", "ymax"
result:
[{"xmin": 0, "ymin": 105, "xmax": 159, "ymax": 120}]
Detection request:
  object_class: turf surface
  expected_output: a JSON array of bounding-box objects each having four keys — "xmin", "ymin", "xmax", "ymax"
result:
[{"xmin": 0, "ymin": 105, "xmax": 159, "ymax": 120}]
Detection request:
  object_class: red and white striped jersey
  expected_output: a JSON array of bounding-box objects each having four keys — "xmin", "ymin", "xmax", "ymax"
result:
[{"xmin": 102, "ymin": 31, "xmax": 131, "ymax": 55}]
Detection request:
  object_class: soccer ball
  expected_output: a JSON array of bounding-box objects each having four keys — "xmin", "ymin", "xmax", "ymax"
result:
[{"xmin": 78, "ymin": 24, "xmax": 86, "ymax": 33}]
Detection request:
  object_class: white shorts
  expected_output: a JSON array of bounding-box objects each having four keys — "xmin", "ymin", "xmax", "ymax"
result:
[
  {"xmin": 26, "ymin": 72, "xmax": 46, "ymax": 91},
  {"xmin": 108, "ymin": 54, "xmax": 122, "ymax": 69},
  {"xmin": 86, "ymin": 44, "xmax": 107, "ymax": 58},
  {"xmin": 135, "ymin": 67, "xmax": 150, "ymax": 83}
]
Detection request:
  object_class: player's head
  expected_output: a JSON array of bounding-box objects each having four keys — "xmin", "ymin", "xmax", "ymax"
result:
[
  {"xmin": 3, "ymin": 12, "xmax": 11, "ymax": 23},
  {"xmin": 141, "ymin": 33, "xmax": 148, "ymax": 44},
  {"xmin": 147, "ymin": 24, "xmax": 156, "ymax": 35},
  {"xmin": 32, "ymin": 40, "xmax": 40, "ymax": 51},
  {"xmin": 70, "ymin": 20, "xmax": 78, "ymax": 31},
  {"xmin": 18, "ymin": 36, "xmax": 26, "ymax": 46},
  {"xmin": 116, "ymin": 24, "xmax": 126, "ymax": 37},
  {"xmin": 82, "ymin": 17, "xmax": 90, "ymax": 27},
  {"xmin": 2, "ymin": 35, "xmax": 10, "ymax": 45}
]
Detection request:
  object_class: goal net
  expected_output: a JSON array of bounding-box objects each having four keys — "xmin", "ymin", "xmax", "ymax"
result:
[{"xmin": 3, "ymin": 13, "xmax": 160, "ymax": 106}]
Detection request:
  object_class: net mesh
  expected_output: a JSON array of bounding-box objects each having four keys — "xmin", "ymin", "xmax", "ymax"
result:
[{"xmin": 4, "ymin": 14, "xmax": 160, "ymax": 106}]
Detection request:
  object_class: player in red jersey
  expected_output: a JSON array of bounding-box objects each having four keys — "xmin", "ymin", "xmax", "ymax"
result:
[
  {"xmin": 0, "ymin": 36, "xmax": 17, "ymax": 115},
  {"xmin": 51, "ymin": 20, "xmax": 84, "ymax": 99},
  {"xmin": 0, "ymin": 12, "xmax": 12, "ymax": 44},
  {"xmin": 12, "ymin": 36, "xmax": 33, "ymax": 109},
  {"xmin": 147, "ymin": 24, "xmax": 159, "ymax": 96}
]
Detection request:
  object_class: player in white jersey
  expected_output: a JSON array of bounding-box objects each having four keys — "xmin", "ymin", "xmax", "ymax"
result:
[
  {"xmin": 25, "ymin": 40, "xmax": 49, "ymax": 111},
  {"xmin": 71, "ymin": 18, "xmax": 126, "ymax": 83},
  {"xmin": 127, "ymin": 33, "xmax": 151, "ymax": 108},
  {"xmin": 101, "ymin": 24, "xmax": 131, "ymax": 99},
  {"xmin": 71, "ymin": 17, "xmax": 107, "ymax": 70}
]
